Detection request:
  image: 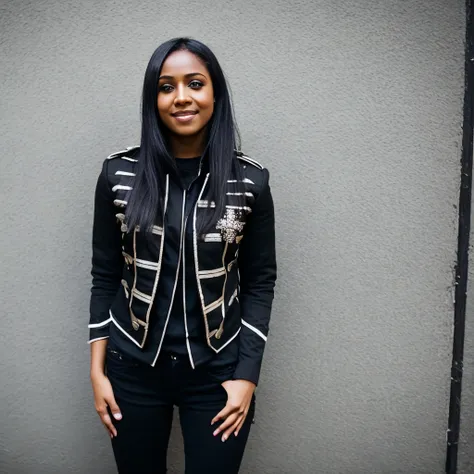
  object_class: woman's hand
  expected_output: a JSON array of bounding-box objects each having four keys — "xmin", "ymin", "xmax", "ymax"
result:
[
  {"xmin": 91, "ymin": 372, "xmax": 122, "ymax": 438},
  {"xmin": 211, "ymin": 379, "xmax": 255, "ymax": 442}
]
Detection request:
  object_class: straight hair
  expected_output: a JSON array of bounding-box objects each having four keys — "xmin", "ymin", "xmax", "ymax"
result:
[{"xmin": 125, "ymin": 37, "xmax": 244, "ymax": 235}]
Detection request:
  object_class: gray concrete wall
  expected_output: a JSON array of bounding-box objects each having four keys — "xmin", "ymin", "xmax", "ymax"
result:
[{"xmin": 0, "ymin": 1, "xmax": 466, "ymax": 473}]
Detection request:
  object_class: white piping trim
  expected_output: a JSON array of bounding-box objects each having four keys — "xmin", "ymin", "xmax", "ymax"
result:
[
  {"xmin": 204, "ymin": 296, "xmax": 225, "ymax": 314},
  {"xmin": 135, "ymin": 259, "xmax": 159, "ymax": 271},
  {"xmin": 132, "ymin": 288, "xmax": 153, "ymax": 303},
  {"xmin": 228, "ymin": 288, "xmax": 238, "ymax": 307},
  {"xmin": 203, "ymin": 233, "xmax": 222, "ymax": 242},
  {"xmin": 193, "ymin": 174, "xmax": 212, "ymax": 341},
  {"xmin": 112, "ymin": 184, "xmax": 133, "ymax": 192},
  {"xmin": 109, "ymin": 311, "xmax": 143, "ymax": 348},
  {"xmin": 107, "ymin": 146, "xmax": 139, "ymax": 159},
  {"xmin": 88, "ymin": 317, "xmax": 112, "ymax": 328},
  {"xmin": 226, "ymin": 192, "xmax": 254, "ymax": 197},
  {"xmin": 220, "ymin": 241, "xmax": 229, "ymax": 323},
  {"xmin": 214, "ymin": 327, "xmax": 241, "ymax": 353},
  {"xmin": 152, "ymin": 225, "xmax": 163, "ymax": 236},
  {"xmin": 88, "ymin": 336, "xmax": 109, "ymax": 344},
  {"xmin": 227, "ymin": 178, "xmax": 255, "ymax": 184},
  {"xmin": 197, "ymin": 200, "xmax": 216, "ymax": 208},
  {"xmin": 198, "ymin": 267, "xmax": 226, "ymax": 278},
  {"xmin": 152, "ymin": 186, "xmax": 186, "ymax": 367},
  {"xmin": 115, "ymin": 171, "xmax": 136, "ymax": 176},
  {"xmin": 242, "ymin": 319, "xmax": 267, "ymax": 342},
  {"xmin": 182, "ymin": 201, "xmax": 195, "ymax": 370},
  {"xmin": 226, "ymin": 205, "xmax": 252, "ymax": 213},
  {"xmin": 121, "ymin": 156, "xmax": 138, "ymax": 162},
  {"xmin": 237, "ymin": 154, "xmax": 263, "ymax": 170}
]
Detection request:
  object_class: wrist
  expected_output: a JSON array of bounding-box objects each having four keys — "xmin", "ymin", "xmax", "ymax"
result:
[{"xmin": 90, "ymin": 368, "xmax": 106, "ymax": 380}]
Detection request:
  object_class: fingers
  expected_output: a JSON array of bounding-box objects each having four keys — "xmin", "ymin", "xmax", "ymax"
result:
[
  {"xmin": 234, "ymin": 416, "xmax": 246, "ymax": 437},
  {"xmin": 211, "ymin": 403, "xmax": 234, "ymax": 426},
  {"xmin": 96, "ymin": 406, "xmax": 117, "ymax": 438},
  {"xmin": 107, "ymin": 397, "xmax": 123, "ymax": 422},
  {"xmin": 212, "ymin": 402, "xmax": 249, "ymax": 442},
  {"xmin": 222, "ymin": 413, "xmax": 245, "ymax": 442}
]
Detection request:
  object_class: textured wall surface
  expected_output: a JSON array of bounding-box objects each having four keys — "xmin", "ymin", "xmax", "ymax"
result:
[{"xmin": 0, "ymin": 1, "xmax": 466, "ymax": 473}]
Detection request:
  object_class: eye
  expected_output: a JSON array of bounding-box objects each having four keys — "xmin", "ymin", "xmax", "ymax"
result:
[
  {"xmin": 189, "ymin": 80, "xmax": 203, "ymax": 89},
  {"xmin": 159, "ymin": 84, "xmax": 174, "ymax": 92}
]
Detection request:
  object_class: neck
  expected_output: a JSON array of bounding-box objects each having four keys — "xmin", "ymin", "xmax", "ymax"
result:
[{"xmin": 169, "ymin": 129, "xmax": 207, "ymax": 159}]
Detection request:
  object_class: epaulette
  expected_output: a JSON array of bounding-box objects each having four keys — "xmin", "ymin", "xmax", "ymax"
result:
[
  {"xmin": 106, "ymin": 145, "xmax": 140, "ymax": 160},
  {"xmin": 236, "ymin": 151, "xmax": 264, "ymax": 170}
]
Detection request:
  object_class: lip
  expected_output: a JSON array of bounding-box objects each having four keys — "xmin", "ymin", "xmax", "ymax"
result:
[{"xmin": 171, "ymin": 111, "xmax": 198, "ymax": 123}]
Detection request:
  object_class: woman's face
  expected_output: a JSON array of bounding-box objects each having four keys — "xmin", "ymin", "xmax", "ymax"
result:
[{"xmin": 157, "ymin": 49, "xmax": 214, "ymax": 138}]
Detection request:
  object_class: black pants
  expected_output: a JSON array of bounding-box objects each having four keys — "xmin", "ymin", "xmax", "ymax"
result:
[{"xmin": 106, "ymin": 344, "xmax": 255, "ymax": 474}]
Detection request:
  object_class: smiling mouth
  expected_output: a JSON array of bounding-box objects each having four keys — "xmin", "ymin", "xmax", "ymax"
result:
[
  {"xmin": 172, "ymin": 111, "xmax": 198, "ymax": 123},
  {"xmin": 172, "ymin": 111, "xmax": 198, "ymax": 117}
]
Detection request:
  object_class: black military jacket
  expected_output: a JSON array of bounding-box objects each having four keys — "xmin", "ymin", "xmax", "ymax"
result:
[{"xmin": 88, "ymin": 146, "xmax": 277, "ymax": 385}]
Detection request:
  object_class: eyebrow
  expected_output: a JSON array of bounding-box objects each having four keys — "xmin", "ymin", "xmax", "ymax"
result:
[{"xmin": 158, "ymin": 72, "xmax": 207, "ymax": 80}]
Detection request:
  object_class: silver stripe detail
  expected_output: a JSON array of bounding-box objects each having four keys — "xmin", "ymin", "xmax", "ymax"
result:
[
  {"xmin": 109, "ymin": 310, "xmax": 142, "ymax": 348},
  {"xmin": 115, "ymin": 171, "xmax": 136, "ymax": 176},
  {"xmin": 242, "ymin": 319, "xmax": 268, "ymax": 342},
  {"xmin": 198, "ymin": 267, "xmax": 226, "ymax": 278},
  {"xmin": 226, "ymin": 192, "xmax": 253, "ymax": 197},
  {"xmin": 228, "ymin": 289, "xmax": 238, "ymax": 307},
  {"xmin": 227, "ymin": 178, "xmax": 255, "ymax": 184},
  {"xmin": 135, "ymin": 259, "xmax": 159, "ymax": 271},
  {"xmin": 152, "ymin": 186, "xmax": 186, "ymax": 367},
  {"xmin": 88, "ymin": 317, "xmax": 112, "ymax": 329},
  {"xmin": 204, "ymin": 296, "xmax": 225, "ymax": 314},
  {"xmin": 182, "ymin": 201, "xmax": 195, "ymax": 369},
  {"xmin": 127, "ymin": 175, "xmax": 169, "ymax": 349},
  {"xmin": 203, "ymin": 233, "xmax": 222, "ymax": 242},
  {"xmin": 198, "ymin": 200, "xmax": 216, "ymax": 208},
  {"xmin": 237, "ymin": 154, "xmax": 263, "ymax": 170},
  {"xmin": 132, "ymin": 288, "xmax": 152, "ymax": 303},
  {"xmin": 193, "ymin": 174, "xmax": 214, "ymax": 340},
  {"xmin": 152, "ymin": 225, "xmax": 163, "ymax": 236},
  {"xmin": 107, "ymin": 145, "xmax": 140, "ymax": 159},
  {"xmin": 121, "ymin": 156, "xmax": 138, "ymax": 162},
  {"xmin": 88, "ymin": 336, "xmax": 109, "ymax": 344},
  {"xmin": 112, "ymin": 184, "xmax": 133, "ymax": 192},
  {"xmin": 226, "ymin": 205, "xmax": 252, "ymax": 213},
  {"xmin": 220, "ymin": 241, "xmax": 229, "ymax": 323},
  {"xmin": 114, "ymin": 199, "xmax": 127, "ymax": 207},
  {"xmin": 214, "ymin": 327, "xmax": 241, "ymax": 353}
]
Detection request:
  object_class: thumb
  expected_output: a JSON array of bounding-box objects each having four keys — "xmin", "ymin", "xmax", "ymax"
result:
[{"xmin": 107, "ymin": 396, "xmax": 122, "ymax": 421}]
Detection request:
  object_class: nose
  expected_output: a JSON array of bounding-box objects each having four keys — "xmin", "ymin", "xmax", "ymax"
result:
[{"xmin": 174, "ymin": 84, "xmax": 192, "ymax": 105}]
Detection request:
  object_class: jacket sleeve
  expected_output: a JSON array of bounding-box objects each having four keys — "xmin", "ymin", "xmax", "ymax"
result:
[
  {"xmin": 233, "ymin": 168, "xmax": 277, "ymax": 385},
  {"xmin": 88, "ymin": 159, "xmax": 124, "ymax": 343}
]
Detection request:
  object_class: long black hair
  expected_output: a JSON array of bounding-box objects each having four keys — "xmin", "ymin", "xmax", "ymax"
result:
[{"xmin": 125, "ymin": 37, "xmax": 243, "ymax": 234}]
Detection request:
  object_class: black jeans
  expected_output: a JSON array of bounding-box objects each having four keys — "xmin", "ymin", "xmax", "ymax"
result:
[{"xmin": 106, "ymin": 343, "xmax": 255, "ymax": 474}]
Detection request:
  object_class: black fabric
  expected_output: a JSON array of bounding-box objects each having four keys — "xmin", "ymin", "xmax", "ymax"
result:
[
  {"xmin": 89, "ymin": 148, "xmax": 277, "ymax": 385},
  {"xmin": 157, "ymin": 156, "xmax": 239, "ymax": 366},
  {"xmin": 106, "ymin": 343, "xmax": 254, "ymax": 474},
  {"xmin": 160, "ymin": 156, "xmax": 201, "ymax": 356}
]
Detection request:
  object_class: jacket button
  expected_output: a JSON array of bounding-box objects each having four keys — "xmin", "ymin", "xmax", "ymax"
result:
[{"xmin": 131, "ymin": 320, "xmax": 140, "ymax": 331}]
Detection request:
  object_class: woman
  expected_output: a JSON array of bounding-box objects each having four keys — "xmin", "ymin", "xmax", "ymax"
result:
[{"xmin": 88, "ymin": 37, "xmax": 277, "ymax": 474}]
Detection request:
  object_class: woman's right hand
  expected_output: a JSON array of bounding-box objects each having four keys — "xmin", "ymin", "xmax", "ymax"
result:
[{"xmin": 91, "ymin": 372, "xmax": 122, "ymax": 438}]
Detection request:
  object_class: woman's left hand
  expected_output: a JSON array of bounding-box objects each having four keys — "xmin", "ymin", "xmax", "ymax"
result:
[{"xmin": 211, "ymin": 379, "xmax": 256, "ymax": 442}]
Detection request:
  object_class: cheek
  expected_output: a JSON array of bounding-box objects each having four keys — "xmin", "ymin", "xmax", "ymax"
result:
[{"xmin": 157, "ymin": 96, "xmax": 170, "ymax": 120}]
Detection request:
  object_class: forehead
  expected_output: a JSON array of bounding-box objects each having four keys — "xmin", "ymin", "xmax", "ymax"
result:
[{"xmin": 160, "ymin": 50, "xmax": 209, "ymax": 77}]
